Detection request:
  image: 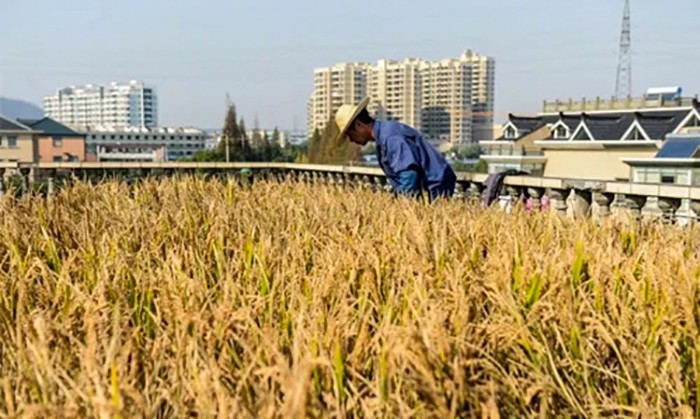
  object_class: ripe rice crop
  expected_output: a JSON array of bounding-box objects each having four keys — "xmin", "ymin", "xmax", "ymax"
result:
[{"xmin": 0, "ymin": 177, "xmax": 699, "ymax": 417}]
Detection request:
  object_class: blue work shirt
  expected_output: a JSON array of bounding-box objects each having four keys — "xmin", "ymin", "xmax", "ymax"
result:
[{"xmin": 373, "ymin": 120, "xmax": 456, "ymax": 200}]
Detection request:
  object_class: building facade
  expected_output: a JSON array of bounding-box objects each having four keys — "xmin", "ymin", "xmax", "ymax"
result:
[
  {"xmin": 44, "ymin": 81, "xmax": 158, "ymax": 129},
  {"xmin": 308, "ymin": 51, "xmax": 495, "ymax": 148},
  {"xmin": 18, "ymin": 118, "xmax": 86, "ymax": 162},
  {"xmin": 84, "ymin": 126, "xmax": 206, "ymax": 162},
  {"xmin": 0, "ymin": 116, "xmax": 38, "ymax": 163},
  {"xmin": 481, "ymin": 96, "xmax": 700, "ymax": 181},
  {"xmin": 308, "ymin": 63, "xmax": 372, "ymax": 135}
]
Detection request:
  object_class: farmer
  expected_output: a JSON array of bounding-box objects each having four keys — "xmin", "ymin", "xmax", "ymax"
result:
[{"xmin": 335, "ymin": 97, "xmax": 456, "ymax": 201}]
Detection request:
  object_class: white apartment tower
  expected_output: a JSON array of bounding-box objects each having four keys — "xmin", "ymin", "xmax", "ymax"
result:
[
  {"xmin": 370, "ymin": 59, "xmax": 423, "ymax": 128},
  {"xmin": 308, "ymin": 63, "xmax": 372, "ymax": 134},
  {"xmin": 44, "ymin": 80, "xmax": 158, "ymax": 129},
  {"xmin": 308, "ymin": 51, "xmax": 495, "ymax": 147}
]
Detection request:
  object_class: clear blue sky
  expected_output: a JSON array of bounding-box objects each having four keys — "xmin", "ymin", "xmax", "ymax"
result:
[{"xmin": 1, "ymin": 0, "xmax": 698, "ymax": 130}]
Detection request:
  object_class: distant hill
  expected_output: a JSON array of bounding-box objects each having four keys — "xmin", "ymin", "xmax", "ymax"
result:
[{"xmin": 0, "ymin": 97, "xmax": 43, "ymax": 120}]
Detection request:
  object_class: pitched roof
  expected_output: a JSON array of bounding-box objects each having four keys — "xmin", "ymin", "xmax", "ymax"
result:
[
  {"xmin": 655, "ymin": 138, "xmax": 700, "ymax": 158},
  {"xmin": 508, "ymin": 115, "xmax": 544, "ymax": 131},
  {"xmin": 637, "ymin": 111, "xmax": 688, "ymax": 140},
  {"xmin": 500, "ymin": 104, "xmax": 700, "ymax": 143},
  {"xmin": 578, "ymin": 113, "xmax": 632, "ymax": 140},
  {"xmin": 554, "ymin": 115, "xmax": 581, "ymax": 129},
  {"xmin": 17, "ymin": 117, "xmax": 82, "ymax": 136},
  {"xmin": 0, "ymin": 114, "xmax": 31, "ymax": 131}
]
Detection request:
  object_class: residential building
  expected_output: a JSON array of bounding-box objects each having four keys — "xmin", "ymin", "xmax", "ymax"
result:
[
  {"xmin": 44, "ymin": 81, "xmax": 157, "ymax": 129},
  {"xmin": 308, "ymin": 63, "xmax": 372, "ymax": 135},
  {"xmin": 370, "ymin": 58, "xmax": 423, "ymax": 129},
  {"xmin": 479, "ymin": 115, "xmax": 550, "ymax": 176},
  {"xmin": 18, "ymin": 118, "xmax": 86, "ymax": 162},
  {"xmin": 461, "ymin": 50, "xmax": 496, "ymax": 143},
  {"xmin": 624, "ymin": 134, "xmax": 700, "ymax": 186},
  {"xmin": 0, "ymin": 115, "xmax": 38, "ymax": 163},
  {"xmin": 246, "ymin": 129, "xmax": 288, "ymax": 146},
  {"xmin": 419, "ymin": 57, "xmax": 471, "ymax": 146},
  {"xmin": 94, "ymin": 143, "xmax": 167, "ymax": 163},
  {"xmin": 84, "ymin": 125, "xmax": 206, "ymax": 162},
  {"xmin": 308, "ymin": 51, "xmax": 495, "ymax": 148},
  {"xmin": 482, "ymin": 95, "xmax": 700, "ymax": 181}
]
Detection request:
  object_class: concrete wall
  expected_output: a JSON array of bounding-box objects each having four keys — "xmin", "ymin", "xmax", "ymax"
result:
[
  {"xmin": 0, "ymin": 133, "xmax": 36, "ymax": 163},
  {"xmin": 543, "ymin": 147, "xmax": 656, "ymax": 180},
  {"xmin": 38, "ymin": 136, "xmax": 86, "ymax": 162}
]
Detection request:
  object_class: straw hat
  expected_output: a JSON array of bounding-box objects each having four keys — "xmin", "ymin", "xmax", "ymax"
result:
[{"xmin": 335, "ymin": 97, "xmax": 371, "ymax": 141}]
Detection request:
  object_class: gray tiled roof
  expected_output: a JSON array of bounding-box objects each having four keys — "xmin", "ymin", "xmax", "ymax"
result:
[
  {"xmin": 0, "ymin": 114, "xmax": 30, "ymax": 131},
  {"xmin": 581, "ymin": 114, "xmax": 632, "ymax": 140},
  {"xmin": 17, "ymin": 117, "xmax": 82, "ymax": 136},
  {"xmin": 504, "ymin": 102, "xmax": 698, "ymax": 142},
  {"xmin": 509, "ymin": 115, "xmax": 545, "ymax": 131},
  {"xmin": 637, "ymin": 111, "xmax": 689, "ymax": 140}
]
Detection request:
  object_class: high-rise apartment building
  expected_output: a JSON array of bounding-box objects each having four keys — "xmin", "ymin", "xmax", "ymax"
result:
[
  {"xmin": 462, "ymin": 51, "xmax": 496, "ymax": 143},
  {"xmin": 308, "ymin": 63, "xmax": 372, "ymax": 135},
  {"xmin": 420, "ymin": 57, "xmax": 473, "ymax": 144},
  {"xmin": 308, "ymin": 51, "xmax": 495, "ymax": 147},
  {"xmin": 44, "ymin": 80, "xmax": 158, "ymax": 129}
]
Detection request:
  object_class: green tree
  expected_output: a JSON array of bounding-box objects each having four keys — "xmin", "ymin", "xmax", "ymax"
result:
[
  {"xmin": 238, "ymin": 118, "xmax": 251, "ymax": 160},
  {"xmin": 308, "ymin": 128, "xmax": 322, "ymax": 163},
  {"xmin": 219, "ymin": 104, "xmax": 245, "ymax": 161}
]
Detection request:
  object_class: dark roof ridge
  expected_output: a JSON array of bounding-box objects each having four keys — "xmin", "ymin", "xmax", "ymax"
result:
[{"xmin": 508, "ymin": 113, "xmax": 542, "ymax": 121}]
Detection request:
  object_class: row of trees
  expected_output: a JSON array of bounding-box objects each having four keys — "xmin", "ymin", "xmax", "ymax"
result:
[
  {"xmin": 192, "ymin": 104, "xmax": 363, "ymax": 165},
  {"xmin": 192, "ymin": 102, "xmax": 486, "ymax": 171},
  {"xmin": 191, "ymin": 104, "xmax": 307, "ymax": 163}
]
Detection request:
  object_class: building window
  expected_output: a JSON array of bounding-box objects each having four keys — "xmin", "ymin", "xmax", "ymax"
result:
[
  {"xmin": 8, "ymin": 136, "xmax": 17, "ymax": 148},
  {"xmin": 685, "ymin": 115, "xmax": 700, "ymax": 128},
  {"xmin": 53, "ymin": 138, "xmax": 62, "ymax": 147},
  {"xmin": 504, "ymin": 126, "xmax": 516, "ymax": 139},
  {"xmin": 573, "ymin": 127, "xmax": 591, "ymax": 141},
  {"xmin": 625, "ymin": 127, "xmax": 644, "ymax": 140},
  {"xmin": 53, "ymin": 156, "xmax": 63, "ymax": 162},
  {"xmin": 661, "ymin": 175, "xmax": 675, "ymax": 184},
  {"xmin": 554, "ymin": 125, "xmax": 568, "ymax": 139}
]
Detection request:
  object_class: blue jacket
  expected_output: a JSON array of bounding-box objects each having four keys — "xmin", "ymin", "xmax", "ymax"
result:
[{"xmin": 373, "ymin": 120, "xmax": 456, "ymax": 200}]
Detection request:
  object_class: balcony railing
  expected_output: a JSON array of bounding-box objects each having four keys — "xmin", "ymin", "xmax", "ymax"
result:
[
  {"xmin": 2, "ymin": 162, "xmax": 699, "ymax": 225},
  {"xmin": 483, "ymin": 147, "xmax": 545, "ymax": 157}
]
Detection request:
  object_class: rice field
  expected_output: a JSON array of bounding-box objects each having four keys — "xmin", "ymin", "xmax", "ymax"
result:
[{"xmin": 1, "ymin": 177, "xmax": 699, "ymax": 417}]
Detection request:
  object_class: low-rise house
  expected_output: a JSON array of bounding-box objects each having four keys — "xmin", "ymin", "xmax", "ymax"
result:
[
  {"xmin": 0, "ymin": 115, "xmax": 38, "ymax": 163},
  {"xmin": 481, "ymin": 96, "xmax": 700, "ymax": 181},
  {"xmin": 18, "ymin": 117, "xmax": 86, "ymax": 162},
  {"xmin": 623, "ymin": 134, "xmax": 700, "ymax": 186}
]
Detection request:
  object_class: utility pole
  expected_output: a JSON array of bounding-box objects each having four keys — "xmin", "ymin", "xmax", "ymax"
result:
[{"xmin": 225, "ymin": 133, "xmax": 229, "ymax": 162}]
